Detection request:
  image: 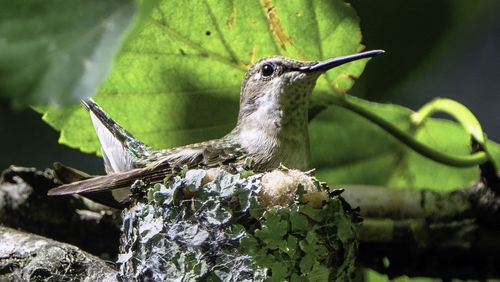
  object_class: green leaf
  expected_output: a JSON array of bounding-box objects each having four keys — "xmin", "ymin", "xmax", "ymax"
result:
[
  {"xmin": 269, "ymin": 261, "xmax": 290, "ymax": 282},
  {"xmin": 299, "ymin": 204, "xmax": 324, "ymax": 222},
  {"xmin": 284, "ymin": 235, "xmax": 299, "ymax": 258},
  {"xmin": 0, "ymin": 0, "xmax": 136, "ymax": 106},
  {"xmin": 365, "ymin": 269, "xmax": 438, "ymax": 282},
  {"xmin": 255, "ymin": 210, "xmax": 289, "ymax": 250},
  {"xmin": 39, "ymin": 0, "xmax": 367, "ymax": 154},
  {"xmin": 240, "ymin": 235, "xmax": 259, "ymax": 255},
  {"xmin": 307, "ymin": 264, "xmax": 330, "ymax": 281},
  {"xmin": 299, "ymin": 231, "xmax": 327, "ymax": 256},
  {"xmin": 290, "ymin": 210, "xmax": 310, "ymax": 232},
  {"xmin": 254, "ymin": 249, "xmax": 276, "ymax": 267},
  {"xmin": 299, "ymin": 253, "xmax": 315, "ymax": 274},
  {"xmin": 310, "ymin": 96, "xmax": 500, "ymax": 191},
  {"xmin": 34, "ymin": 0, "xmax": 500, "ymax": 193}
]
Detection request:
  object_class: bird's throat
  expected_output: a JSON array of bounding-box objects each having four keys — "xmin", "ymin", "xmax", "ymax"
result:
[{"xmin": 235, "ymin": 93, "xmax": 310, "ymax": 171}]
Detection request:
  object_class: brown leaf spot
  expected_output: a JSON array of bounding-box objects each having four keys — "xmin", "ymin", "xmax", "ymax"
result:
[
  {"xmin": 260, "ymin": 0, "xmax": 292, "ymax": 51},
  {"xmin": 248, "ymin": 45, "xmax": 257, "ymax": 65},
  {"xmin": 226, "ymin": 0, "xmax": 236, "ymax": 29}
]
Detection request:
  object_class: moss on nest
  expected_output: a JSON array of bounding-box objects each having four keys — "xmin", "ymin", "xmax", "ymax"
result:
[{"xmin": 118, "ymin": 167, "xmax": 358, "ymax": 281}]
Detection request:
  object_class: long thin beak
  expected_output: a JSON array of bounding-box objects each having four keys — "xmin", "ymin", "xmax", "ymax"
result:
[{"xmin": 297, "ymin": 50, "xmax": 385, "ymax": 72}]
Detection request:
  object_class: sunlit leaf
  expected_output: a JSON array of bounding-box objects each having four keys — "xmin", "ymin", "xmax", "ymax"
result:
[
  {"xmin": 40, "ymin": 0, "xmax": 367, "ymax": 153},
  {"xmin": 37, "ymin": 0, "xmax": 500, "ymax": 192}
]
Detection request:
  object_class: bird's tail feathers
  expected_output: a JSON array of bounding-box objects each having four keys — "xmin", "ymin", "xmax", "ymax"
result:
[
  {"xmin": 81, "ymin": 98, "xmax": 151, "ymax": 173},
  {"xmin": 53, "ymin": 162, "xmax": 91, "ymax": 183},
  {"xmin": 47, "ymin": 164, "xmax": 172, "ymax": 196},
  {"xmin": 51, "ymin": 162, "xmax": 128, "ymax": 208}
]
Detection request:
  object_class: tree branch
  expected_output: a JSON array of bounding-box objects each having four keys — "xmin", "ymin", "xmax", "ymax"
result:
[
  {"xmin": 0, "ymin": 226, "xmax": 117, "ymax": 281},
  {"xmin": 343, "ymin": 176, "xmax": 500, "ymax": 280},
  {"xmin": 0, "ymin": 166, "xmax": 121, "ymax": 259}
]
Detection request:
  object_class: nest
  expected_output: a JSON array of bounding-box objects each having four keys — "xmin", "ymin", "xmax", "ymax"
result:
[{"xmin": 118, "ymin": 167, "xmax": 359, "ymax": 281}]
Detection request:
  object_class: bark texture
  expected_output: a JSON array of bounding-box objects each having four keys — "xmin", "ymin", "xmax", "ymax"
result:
[
  {"xmin": 0, "ymin": 226, "xmax": 117, "ymax": 281},
  {"xmin": 0, "ymin": 166, "xmax": 121, "ymax": 259},
  {"xmin": 344, "ymin": 179, "xmax": 500, "ymax": 280}
]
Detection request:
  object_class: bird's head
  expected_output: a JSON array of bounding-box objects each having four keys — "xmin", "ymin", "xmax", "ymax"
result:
[{"xmin": 237, "ymin": 50, "xmax": 384, "ymax": 125}]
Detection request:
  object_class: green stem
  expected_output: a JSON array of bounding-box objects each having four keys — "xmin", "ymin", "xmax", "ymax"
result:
[
  {"xmin": 411, "ymin": 98, "xmax": 486, "ymax": 145},
  {"xmin": 325, "ymin": 96, "xmax": 488, "ymax": 168}
]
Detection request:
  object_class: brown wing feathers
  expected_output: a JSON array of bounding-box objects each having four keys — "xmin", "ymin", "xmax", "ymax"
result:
[
  {"xmin": 47, "ymin": 136, "xmax": 244, "ymax": 196},
  {"xmin": 47, "ymin": 166, "xmax": 173, "ymax": 195}
]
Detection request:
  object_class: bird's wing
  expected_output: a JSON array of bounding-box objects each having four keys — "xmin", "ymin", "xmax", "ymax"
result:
[
  {"xmin": 51, "ymin": 162, "xmax": 129, "ymax": 208},
  {"xmin": 48, "ymin": 147, "xmax": 207, "ymax": 196},
  {"xmin": 145, "ymin": 135, "xmax": 245, "ymax": 168},
  {"xmin": 82, "ymin": 99, "xmax": 152, "ymax": 173},
  {"xmin": 48, "ymin": 164, "xmax": 173, "ymax": 195},
  {"xmin": 47, "ymin": 137, "xmax": 245, "ymax": 196},
  {"xmin": 201, "ymin": 137, "xmax": 246, "ymax": 167}
]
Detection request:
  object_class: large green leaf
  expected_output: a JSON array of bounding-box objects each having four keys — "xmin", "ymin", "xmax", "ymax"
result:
[
  {"xmin": 0, "ymin": 0, "xmax": 135, "ymax": 106},
  {"xmin": 41, "ymin": 0, "xmax": 368, "ymax": 153},
  {"xmin": 38, "ymin": 0, "xmax": 500, "ymax": 192}
]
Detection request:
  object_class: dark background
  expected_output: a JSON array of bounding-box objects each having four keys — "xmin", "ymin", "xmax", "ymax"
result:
[{"xmin": 1, "ymin": 0, "xmax": 499, "ymax": 174}]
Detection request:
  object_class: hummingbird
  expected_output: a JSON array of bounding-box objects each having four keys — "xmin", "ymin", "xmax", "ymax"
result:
[{"xmin": 47, "ymin": 50, "xmax": 384, "ymax": 205}]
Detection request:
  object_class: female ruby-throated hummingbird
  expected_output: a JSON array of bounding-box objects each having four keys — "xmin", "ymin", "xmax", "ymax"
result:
[{"xmin": 48, "ymin": 50, "xmax": 384, "ymax": 204}]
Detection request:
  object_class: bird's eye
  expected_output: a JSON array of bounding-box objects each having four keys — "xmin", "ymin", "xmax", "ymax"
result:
[{"xmin": 261, "ymin": 64, "xmax": 275, "ymax": 77}]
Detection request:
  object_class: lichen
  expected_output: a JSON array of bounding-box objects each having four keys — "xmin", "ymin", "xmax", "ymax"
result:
[{"xmin": 118, "ymin": 167, "xmax": 358, "ymax": 281}]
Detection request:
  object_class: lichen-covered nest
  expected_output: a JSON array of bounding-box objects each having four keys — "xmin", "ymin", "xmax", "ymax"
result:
[{"xmin": 118, "ymin": 167, "xmax": 359, "ymax": 281}]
